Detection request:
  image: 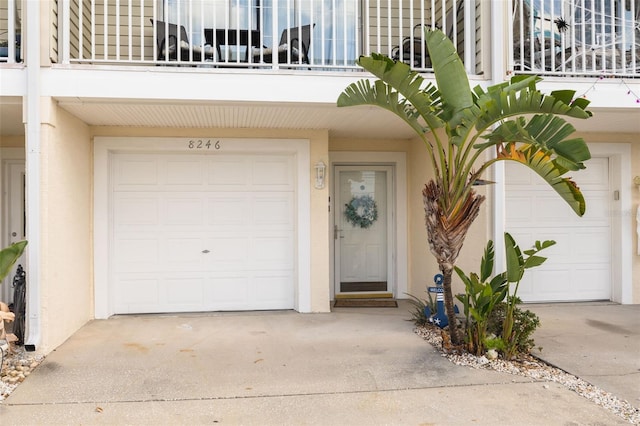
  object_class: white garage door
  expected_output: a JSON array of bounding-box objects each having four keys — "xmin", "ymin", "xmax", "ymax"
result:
[
  {"xmin": 111, "ymin": 152, "xmax": 296, "ymax": 314},
  {"xmin": 505, "ymin": 157, "xmax": 611, "ymax": 302}
]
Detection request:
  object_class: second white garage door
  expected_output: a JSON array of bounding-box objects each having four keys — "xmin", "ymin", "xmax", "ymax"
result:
[
  {"xmin": 505, "ymin": 157, "xmax": 611, "ymax": 302},
  {"xmin": 111, "ymin": 152, "xmax": 296, "ymax": 314}
]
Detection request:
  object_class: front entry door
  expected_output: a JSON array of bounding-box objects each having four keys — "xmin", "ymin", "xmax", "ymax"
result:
[{"xmin": 334, "ymin": 166, "xmax": 393, "ymax": 295}]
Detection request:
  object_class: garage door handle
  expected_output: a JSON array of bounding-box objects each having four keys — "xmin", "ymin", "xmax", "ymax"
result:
[{"xmin": 202, "ymin": 249, "xmax": 210, "ymax": 254}]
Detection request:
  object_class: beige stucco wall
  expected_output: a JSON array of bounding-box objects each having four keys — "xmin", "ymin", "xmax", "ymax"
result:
[
  {"xmin": 0, "ymin": 135, "xmax": 24, "ymax": 147},
  {"xmin": 38, "ymin": 99, "xmax": 92, "ymax": 353},
  {"xmin": 91, "ymin": 126, "xmax": 332, "ymax": 313}
]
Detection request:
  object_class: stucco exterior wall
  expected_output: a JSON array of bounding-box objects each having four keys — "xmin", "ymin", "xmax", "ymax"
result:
[
  {"xmin": 91, "ymin": 126, "xmax": 332, "ymax": 313},
  {"xmin": 0, "ymin": 136, "xmax": 24, "ymax": 147},
  {"xmin": 38, "ymin": 99, "xmax": 92, "ymax": 353}
]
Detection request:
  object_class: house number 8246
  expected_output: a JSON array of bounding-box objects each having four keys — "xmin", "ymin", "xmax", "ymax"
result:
[{"xmin": 188, "ymin": 139, "xmax": 220, "ymax": 150}]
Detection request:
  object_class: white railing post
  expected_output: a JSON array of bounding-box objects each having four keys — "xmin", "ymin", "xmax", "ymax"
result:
[
  {"xmin": 7, "ymin": 0, "xmax": 16, "ymax": 63},
  {"xmin": 463, "ymin": 0, "xmax": 475, "ymax": 74},
  {"xmin": 490, "ymin": 0, "xmax": 507, "ymax": 82},
  {"xmin": 60, "ymin": 0, "xmax": 71, "ymax": 64},
  {"xmin": 272, "ymin": 0, "xmax": 279, "ymax": 69}
]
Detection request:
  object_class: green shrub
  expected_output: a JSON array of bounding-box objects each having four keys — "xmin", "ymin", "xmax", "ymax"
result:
[{"xmin": 488, "ymin": 298, "xmax": 541, "ymax": 355}]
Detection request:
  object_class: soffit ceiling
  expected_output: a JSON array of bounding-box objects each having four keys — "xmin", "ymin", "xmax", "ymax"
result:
[{"xmin": 1, "ymin": 98, "xmax": 638, "ymax": 139}]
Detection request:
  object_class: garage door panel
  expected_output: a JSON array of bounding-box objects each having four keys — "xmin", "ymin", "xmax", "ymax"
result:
[
  {"xmin": 252, "ymin": 157, "xmax": 294, "ymax": 187},
  {"xmin": 114, "ymin": 196, "xmax": 158, "ymax": 225},
  {"xmin": 250, "ymin": 236, "xmax": 294, "ymax": 269},
  {"xmin": 206, "ymin": 157, "xmax": 250, "ymax": 187},
  {"xmin": 111, "ymin": 152, "xmax": 296, "ymax": 314},
  {"xmin": 572, "ymin": 159, "xmax": 609, "ymax": 189},
  {"xmin": 505, "ymin": 196, "xmax": 533, "ymax": 222},
  {"xmin": 114, "ymin": 157, "xmax": 158, "ymax": 187},
  {"xmin": 204, "ymin": 276, "xmax": 249, "ymax": 308},
  {"xmin": 581, "ymin": 190, "xmax": 610, "ymax": 221},
  {"xmin": 251, "ymin": 274, "xmax": 295, "ymax": 307},
  {"xmin": 165, "ymin": 277, "xmax": 205, "ymax": 306},
  {"xmin": 207, "ymin": 197, "xmax": 248, "ymax": 226},
  {"xmin": 165, "ymin": 159, "xmax": 204, "ymax": 185},
  {"xmin": 203, "ymin": 236, "xmax": 249, "ymax": 268},
  {"xmin": 161, "ymin": 237, "xmax": 205, "ymax": 268},
  {"xmin": 574, "ymin": 229, "xmax": 610, "ymax": 257},
  {"xmin": 576, "ymin": 268, "xmax": 610, "ymax": 298},
  {"xmin": 114, "ymin": 238, "xmax": 159, "ymax": 271},
  {"xmin": 253, "ymin": 196, "xmax": 294, "ymax": 227},
  {"xmin": 530, "ymin": 265, "xmax": 572, "ymax": 300},
  {"xmin": 116, "ymin": 276, "xmax": 160, "ymax": 312},
  {"xmin": 163, "ymin": 197, "xmax": 204, "ymax": 225},
  {"xmin": 506, "ymin": 157, "xmax": 611, "ymax": 302}
]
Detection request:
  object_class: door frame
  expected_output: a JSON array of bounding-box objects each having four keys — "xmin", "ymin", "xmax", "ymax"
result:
[
  {"xmin": 94, "ymin": 137, "xmax": 311, "ymax": 318},
  {"xmin": 333, "ymin": 164, "xmax": 394, "ymax": 296},
  {"xmin": 1, "ymin": 150, "xmax": 26, "ymax": 303},
  {"xmin": 493, "ymin": 142, "xmax": 633, "ymax": 304},
  {"xmin": 329, "ymin": 152, "xmax": 407, "ymax": 301}
]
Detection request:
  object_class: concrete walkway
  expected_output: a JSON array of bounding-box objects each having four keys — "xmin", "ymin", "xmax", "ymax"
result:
[
  {"xmin": 527, "ymin": 302, "xmax": 640, "ymax": 408},
  {"xmin": 0, "ymin": 301, "xmax": 636, "ymax": 425}
]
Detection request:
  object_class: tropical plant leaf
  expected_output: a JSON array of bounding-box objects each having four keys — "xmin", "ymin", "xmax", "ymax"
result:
[
  {"xmin": 338, "ymin": 54, "xmax": 445, "ymax": 133},
  {"xmin": 497, "ymin": 143, "xmax": 587, "ymax": 216},
  {"xmin": 0, "ymin": 240, "xmax": 27, "ymax": 282},
  {"xmin": 423, "ymin": 28, "xmax": 473, "ymax": 126},
  {"xmin": 338, "ymin": 79, "xmax": 428, "ymax": 136},
  {"xmin": 523, "ymin": 255, "xmax": 548, "ymax": 269},
  {"xmin": 504, "ymin": 233, "xmax": 524, "ymax": 283},
  {"xmin": 480, "ymin": 240, "xmax": 494, "ymax": 282}
]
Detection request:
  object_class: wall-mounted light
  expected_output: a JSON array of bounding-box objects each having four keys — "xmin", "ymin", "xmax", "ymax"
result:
[
  {"xmin": 314, "ymin": 160, "xmax": 326, "ymax": 189},
  {"xmin": 634, "ymin": 176, "xmax": 640, "ymax": 190}
]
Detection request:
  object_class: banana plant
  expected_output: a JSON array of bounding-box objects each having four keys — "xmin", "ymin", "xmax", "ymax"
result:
[{"xmin": 337, "ymin": 29, "xmax": 591, "ymax": 345}]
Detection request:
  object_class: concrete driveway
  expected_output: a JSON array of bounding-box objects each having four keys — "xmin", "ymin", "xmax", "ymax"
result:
[
  {"xmin": 0, "ymin": 301, "xmax": 634, "ymax": 425},
  {"xmin": 528, "ymin": 302, "xmax": 640, "ymax": 408}
]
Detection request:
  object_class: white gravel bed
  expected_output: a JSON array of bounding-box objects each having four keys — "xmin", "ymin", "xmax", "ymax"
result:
[
  {"xmin": 0, "ymin": 346, "xmax": 44, "ymax": 401},
  {"xmin": 415, "ymin": 325, "xmax": 640, "ymax": 425}
]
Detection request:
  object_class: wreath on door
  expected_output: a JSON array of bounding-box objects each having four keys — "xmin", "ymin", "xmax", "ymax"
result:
[{"xmin": 344, "ymin": 195, "xmax": 378, "ymax": 229}]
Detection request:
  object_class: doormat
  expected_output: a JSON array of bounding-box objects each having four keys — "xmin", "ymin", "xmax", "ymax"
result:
[{"xmin": 334, "ymin": 299, "xmax": 398, "ymax": 308}]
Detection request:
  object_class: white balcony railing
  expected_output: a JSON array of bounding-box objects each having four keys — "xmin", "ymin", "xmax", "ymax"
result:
[
  {"xmin": 4, "ymin": 0, "xmax": 638, "ymax": 78},
  {"xmin": 511, "ymin": 0, "xmax": 640, "ymax": 77},
  {"xmin": 0, "ymin": 0, "xmax": 21, "ymax": 63},
  {"xmin": 57, "ymin": 0, "xmax": 477, "ymax": 73}
]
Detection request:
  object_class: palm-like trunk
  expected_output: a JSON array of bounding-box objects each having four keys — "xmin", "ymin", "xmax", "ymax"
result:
[{"xmin": 423, "ymin": 180, "xmax": 485, "ymax": 346}]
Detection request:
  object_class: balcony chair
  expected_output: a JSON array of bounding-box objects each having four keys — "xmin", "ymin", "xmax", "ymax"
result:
[
  {"xmin": 151, "ymin": 19, "xmax": 214, "ymax": 62},
  {"xmin": 391, "ymin": 3, "xmax": 463, "ymax": 68},
  {"xmin": 251, "ymin": 24, "xmax": 314, "ymax": 64}
]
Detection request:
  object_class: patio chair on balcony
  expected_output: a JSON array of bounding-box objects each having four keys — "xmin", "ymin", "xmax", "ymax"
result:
[
  {"xmin": 391, "ymin": 3, "xmax": 463, "ymax": 68},
  {"xmin": 251, "ymin": 24, "xmax": 314, "ymax": 64},
  {"xmin": 151, "ymin": 19, "xmax": 214, "ymax": 62}
]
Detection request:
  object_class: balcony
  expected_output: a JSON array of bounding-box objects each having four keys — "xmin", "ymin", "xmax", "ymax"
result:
[
  {"xmin": 511, "ymin": 0, "xmax": 640, "ymax": 77},
  {"xmin": 2, "ymin": 0, "xmax": 638, "ymax": 78},
  {"xmin": 48, "ymin": 0, "xmax": 478, "ymax": 73}
]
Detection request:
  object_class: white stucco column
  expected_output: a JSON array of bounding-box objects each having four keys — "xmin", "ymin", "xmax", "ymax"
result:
[{"xmin": 24, "ymin": 0, "xmax": 42, "ymax": 351}]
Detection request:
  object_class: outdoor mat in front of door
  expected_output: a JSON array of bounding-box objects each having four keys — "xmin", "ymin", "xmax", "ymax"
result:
[{"xmin": 333, "ymin": 299, "xmax": 398, "ymax": 308}]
